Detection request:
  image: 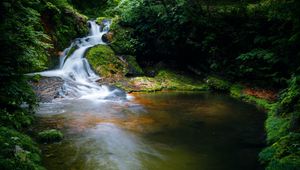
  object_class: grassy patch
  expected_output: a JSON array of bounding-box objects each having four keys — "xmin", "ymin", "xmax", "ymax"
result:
[{"xmin": 230, "ymin": 84, "xmax": 274, "ymax": 110}]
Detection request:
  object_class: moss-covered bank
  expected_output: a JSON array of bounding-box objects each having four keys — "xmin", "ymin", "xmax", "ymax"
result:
[
  {"xmin": 86, "ymin": 44, "xmax": 207, "ymax": 92},
  {"xmin": 205, "ymin": 76, "xmax": 300, "ymax": 170}
]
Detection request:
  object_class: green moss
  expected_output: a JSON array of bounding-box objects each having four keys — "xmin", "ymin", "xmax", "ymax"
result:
[
  {"xmin": 96, "ymin": 17, "xmax": 108, "ymax": 27},
  {"xmin": 124, "ymin": 55, "xmax": 144, "ymax": 76},
  {"xmin": 0, "ymin": 127, "xmax": 44, "ymax": 170},
  {"xmin": 156, "ymin": 70, "xmax": 207, "ymax": 91},
  {"xmin": 115, "ymin": 69, "xmax": 207, "ymax": 92},
  {"xmin": 207, "ymin": 76, "xmax": 231, "ymax": 92},
  {"xmin": 86, "ymin": 45, "xmax": 127, "ymax": 78},
  {"xmin": 30, "ymin": 74, "xmax": 42, "ymax": 83},
  {"xmin": 38, "ymin": 129, "xmax": 63, "ymax": 143},
  {"xmin": 66, "ymin": 45, "xmax": 77, "ymax": 59}
]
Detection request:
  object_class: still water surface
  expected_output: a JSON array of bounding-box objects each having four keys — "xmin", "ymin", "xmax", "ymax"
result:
[{"xmin": 35, "ymin": 92, "xmax": 265, "ymax": 170}]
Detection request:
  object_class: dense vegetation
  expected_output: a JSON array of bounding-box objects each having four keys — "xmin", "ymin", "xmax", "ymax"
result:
[
  {"xmin": 0, "ymin": 0, "xmax": 88, "ymax": 169},
  {"xmin": 110, "ymin": 1, "xmax": 300, "ymax": 169},
  {"xmin": 0, "ymin": 0, "xmax": 299, "ymax": 169}
]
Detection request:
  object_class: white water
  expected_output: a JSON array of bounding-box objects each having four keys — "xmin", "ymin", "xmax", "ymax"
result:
[
  {"xmin": 35, "ymin": 20, "xmax": 157, "ymax": 170},
  {"xmin": 34, "ymin": 20, "xmax": 123, "ymax": 100}
]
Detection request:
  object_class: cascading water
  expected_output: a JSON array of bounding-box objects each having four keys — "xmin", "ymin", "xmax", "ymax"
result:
[
  {"xmin": 34, "ymin": 20, "xmax": 123, "ymax": 100},
  {"xmin": 31, "ymin": 20, "xmax": 161, "ymax": 170}
]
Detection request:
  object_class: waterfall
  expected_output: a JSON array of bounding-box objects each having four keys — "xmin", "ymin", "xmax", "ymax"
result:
[{"xmin": 33, "ymin": 20, "xmax": 123, "ymax": 100}]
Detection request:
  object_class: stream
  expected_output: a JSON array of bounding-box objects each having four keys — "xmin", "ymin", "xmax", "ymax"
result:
[
  {"xmin": 33, "ymin": 21, "xmax": 265, "ymax": 170},
  {"xmin": 35, "ymin": 92, "xmax": 265, "ymax": 170}
]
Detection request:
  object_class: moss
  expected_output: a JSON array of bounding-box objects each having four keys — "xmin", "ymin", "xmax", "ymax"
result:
[
  {"xmin": 207, "ymin": 76, "xmax": 231, "ymax": 92},
  {"xmin": 86, "ymin": 45, "xmax": 127, "ymax": 79},
  {"xmin": 38, "ymin": 129, "xmax": 63, "ymax": 143},
  {"xmin": 96, "ymin": 17, "xmax": 106, "ymax": 24},
  {"xmin": 0, "ymin": 127, "xmax": 44, "ymax": 170},
  {"xmin": 66, "ymin": 45, "xmax": 77, "ymax": 59},
  {"xmin": 96, "ymin": 16, "xmax": 108, "ymax": 28},
  {"xmin": 124, "ymin": 55, "xmax": 144, "ymax": 76},
  {"xmin": 30, "ymin": 74, "xmax": 42, "ymax": 83},
  {"xmin": 115, "ymin": 69, "xmax": 207, "ymax": 92}
]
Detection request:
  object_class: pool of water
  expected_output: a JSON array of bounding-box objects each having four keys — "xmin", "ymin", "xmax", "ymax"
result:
[{"xmin": 35, "ymin": 92, "xmax": 265, "ymax": 170}]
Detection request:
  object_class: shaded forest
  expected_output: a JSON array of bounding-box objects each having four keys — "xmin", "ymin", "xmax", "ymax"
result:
[{"xmin": 0, "ymin": 0, "xmax": 299, "ymax": 169}]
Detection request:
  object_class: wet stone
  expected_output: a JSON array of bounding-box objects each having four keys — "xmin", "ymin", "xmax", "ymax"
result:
[{"xmin": 29, "ymin": 77, "xmax": 64, "ymax": 102}]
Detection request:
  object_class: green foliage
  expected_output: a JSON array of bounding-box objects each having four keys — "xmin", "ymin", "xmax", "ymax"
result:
[
  {"xmin": 109, "ymin": 17, "xmax": 138, "ymax": 55},
  {"xmin": 278, "ymin": 76, "xmax": 300, "ymax": 115},
  {"xmin": 236, "ymin": 49, "xmax": 281, "ymax": 84},
  {"xmin": 0, "ymin": 0, "xmax": 51, "ymax": 74},
  {"xmin": 0, "ymin": 127, "xmax": 44, "ymax": 170},
  {"xmin": 206, "ymin": 77, "xmax": 231, "ymax": 92},
  {"xmin": 41, "ymin": 1, "xmax": 88, "ymax": 51},
  {"xmin": 260, "ymin": 133, "xmax": 300, "ymax": 170},
  {"xmin": 261, "ymin": 75, "xmax": 300, "ymax": 169},
  {"xmin": 68, "ymin": 0, "xmax": 109, "ymax": 17},
  {"xmin": 0, "ymin": 77, "xmax": 37, "ymax": 129},
  {"xmin": 38, "ymin": 129, "xmax": 63, "ymax": 143},
  {"xmin": 109, "ymin": 0, "xmax": 300, "ymax": 87}
]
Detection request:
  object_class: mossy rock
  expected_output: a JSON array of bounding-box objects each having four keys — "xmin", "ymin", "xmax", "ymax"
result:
[
  {"xmin": 0, "ymin": 127, "xmax": 44, "ymax": 170},
  {"xmin": 206, "ymin": 76, "xmax": 231, "ymax": 92},
  {"xmin": 123, "ymin": 55, "xmax": 144, "ymax": 76},
  {"xmin": 86, "ymin": 45, "xmax": 128, "ymax": 79},
  {"xmin": 115, "ymin": 69, "xmax": 207, "ymax": 92},
  {"xmin": 38, "ymin": 129, "xmax": 63, "ymax": 143}
]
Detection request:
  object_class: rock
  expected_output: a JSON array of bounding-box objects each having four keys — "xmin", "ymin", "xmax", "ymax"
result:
[
  {"xmin": 29, "ymin": 77, "xmax": 64, "ymax": 102},
  {"xmin": 123, "ymin": 55, "xmax": 144, "ymax": 77},
  {"xmin": 102, "ymin": 32, "xmax": 113, "ymax": 43},
  {"xmin": 103, "ymin": 85, "xmax": 127, "ymax": 101},
  {"xmin": 86, "ymin": 44, "xmax": 127, "ymax": 80},
  {"xmin": 38, "ymin": 129, "xmax": 63, "ymax": 143}
]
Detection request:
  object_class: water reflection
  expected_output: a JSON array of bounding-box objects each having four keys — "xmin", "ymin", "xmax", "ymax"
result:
[{"xmin": 36, "ymin": 92, "xmax": 265, "ymax": 170}]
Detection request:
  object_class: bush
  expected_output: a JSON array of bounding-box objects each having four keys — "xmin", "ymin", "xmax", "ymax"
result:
[
  {"xmin": 206, "ymin": 76, "xmax": 231, "ymax": 92},
  {"xmin": 261, "ymin": 75, "xmax": 300, "ymax": 169},
  {"xmin": 0, "ymin": 127, "xmax": 44, "ymax": 170},
  {"xmin": 38, "ymin": 129, "xmax": 63, "ymax": 143},
  {"xmin": 109, "ymin": 17, "xmax": 137, "ymax": 55}
]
